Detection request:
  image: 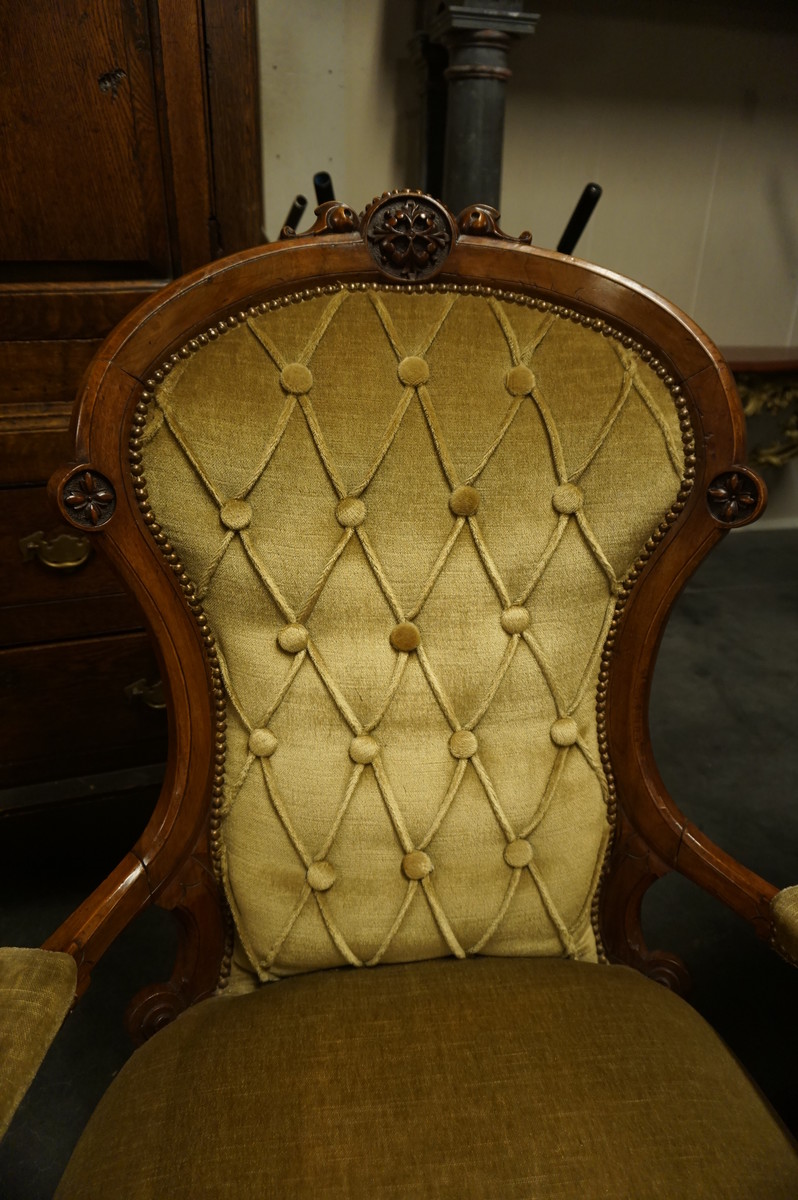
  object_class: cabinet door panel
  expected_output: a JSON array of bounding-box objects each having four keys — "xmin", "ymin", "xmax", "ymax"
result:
[
  {"xmin": 0, "ymin": 0, "xmax": 262, "ymax": 793},
  {"xmin": 0, "ymin": 0, "xmax": 171, "ymax": 276}
]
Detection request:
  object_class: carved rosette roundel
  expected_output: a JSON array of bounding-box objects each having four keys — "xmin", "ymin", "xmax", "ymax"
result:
[
  {"xmin": 364, "ymin": 193, "xmax": 455, "ymax": 282},
  {"xmin": 62, "ymin": 469, "xmax": 116, "ymax": 528},
  {"xmin": 706, "ymin": 467, "xmax": 764, "ymax": 527}
]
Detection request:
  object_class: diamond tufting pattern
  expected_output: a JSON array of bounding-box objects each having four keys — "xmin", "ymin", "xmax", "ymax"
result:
[{"xmin": 140, "ymin": 286, "xmax": 686, "ymax": 985}]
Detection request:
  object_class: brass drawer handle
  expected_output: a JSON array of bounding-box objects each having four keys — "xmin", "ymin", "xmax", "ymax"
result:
[
  {"xmin": 20, "ymin": 529, "xmax": 92, "ymax": 570},
  {"xmin": 125, "ymin": 677, "xmax": 166, "ymax": 710}
]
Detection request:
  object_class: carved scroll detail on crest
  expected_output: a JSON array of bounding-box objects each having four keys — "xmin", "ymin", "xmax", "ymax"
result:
[
  {"xmin": 457, "ymin": 203, "xmax": 532, "ymax": 245},
  {"xmin": 281, "ymin": 201, "xmax": 359, "ymax": 240}
]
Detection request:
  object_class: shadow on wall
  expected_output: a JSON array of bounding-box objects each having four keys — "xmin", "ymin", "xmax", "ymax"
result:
[
  {"xmin": 500, "ymin": 0, "xmax": 798, "ymax": 345},
  {"xmin": 378, "ymin": 0, "xmax": 423, "ymax": 194},
  {"xmin": 768, "ymin": 169, "xmax": 798, "ymax": 290}
]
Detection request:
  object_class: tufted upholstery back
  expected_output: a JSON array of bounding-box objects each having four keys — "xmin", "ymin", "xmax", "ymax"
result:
[{"xmin": 140, "ymin": 283, "xmax": 687, "ymax": 986}]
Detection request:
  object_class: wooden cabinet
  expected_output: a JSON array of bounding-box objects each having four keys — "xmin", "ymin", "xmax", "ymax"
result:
[{"xmin": 0, "ymin": 0, "xmax": 263, "ymax": 792}]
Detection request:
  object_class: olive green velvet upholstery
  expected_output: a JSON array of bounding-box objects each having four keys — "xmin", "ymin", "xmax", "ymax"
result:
[
  {"xmin": 55, "ymin": 957, "xmax": 798, "ymax": 1199},
  {"xmin": 140, "ymin": 287, "xmax": 686, "ymax": 984},
  {"xmin": 0, "ymin": 947, "xmax": 77, "ymax": 1139},
  {"xmin": 773, "ymin": 885, "xmax": 798, "ymax": 963}
]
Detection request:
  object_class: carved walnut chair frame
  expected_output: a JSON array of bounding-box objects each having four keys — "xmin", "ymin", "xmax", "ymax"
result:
[{"xmin": 46, "ymin": 192, "xmax": 780, "ymax": 1043}]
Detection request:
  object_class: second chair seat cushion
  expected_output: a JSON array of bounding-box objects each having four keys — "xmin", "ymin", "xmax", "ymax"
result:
[{"xmin": 56, "ymin": 956, "xmax": 798, "ymax": 1199}]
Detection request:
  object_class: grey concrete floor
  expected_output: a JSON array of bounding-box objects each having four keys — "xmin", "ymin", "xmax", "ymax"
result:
[{"xmin": 1, "ymin": 527, "xmax": 796, "ymax": 1198}]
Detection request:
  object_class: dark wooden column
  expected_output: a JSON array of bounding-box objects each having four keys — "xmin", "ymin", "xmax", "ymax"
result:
[{"xmin": 426, "ymin": 1, "xmax": 538, "ymax": 214}]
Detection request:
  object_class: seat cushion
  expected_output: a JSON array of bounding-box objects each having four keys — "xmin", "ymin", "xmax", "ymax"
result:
[{"xmin": 56, "ymin": 958, "xmax": 798, "ymax": 1199}]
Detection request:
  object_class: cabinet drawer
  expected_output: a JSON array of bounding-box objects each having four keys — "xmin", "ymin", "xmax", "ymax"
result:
[
  {"xmin": 1, "ymin": 485, "xmax": 144, "ymax": 646},
  {"xmin": 0, "ymin": 632, "xmax": 169, "ymax": 787},
  {"xmin": 0, "ymin": 339, "xmax": 102, "ymax": 485}
]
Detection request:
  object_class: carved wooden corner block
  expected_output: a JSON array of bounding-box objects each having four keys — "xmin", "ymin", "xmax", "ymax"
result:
[
  {"xmin": 707, "ymin": 465, "xmax": 766, "ymax": 527},
  {"xmin": 50, "ymin": 464, "xmax": 117, "ymax": 530}
]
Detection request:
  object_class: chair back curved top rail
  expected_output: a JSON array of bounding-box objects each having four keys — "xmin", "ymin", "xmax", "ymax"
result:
[{"xmin": 43, "ymin": 192, "xmax": 771, "ymax": 1037}]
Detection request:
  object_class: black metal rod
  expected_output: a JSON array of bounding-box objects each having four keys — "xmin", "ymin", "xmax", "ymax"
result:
[
  {"xmin": 313, "ymin": 172, "xmax": 335, "ymax": 204},
  {"xmin": 557, "ymin": 183, "xmax": 602, "ymax": 255},
  {"xmin": 283, "ymin": 194, "xmax": 308, "ymax": 234}
]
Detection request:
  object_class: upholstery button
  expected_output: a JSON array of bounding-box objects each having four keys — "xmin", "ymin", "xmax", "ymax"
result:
[
  {"xmin": 504, "ymin": 838, "xmax": 533, "ymax": 868},
  {"xmin": 389, "ymin": 621, "xmax": 420, "ymax": 652},
  {"xmin": 551, "ymin": 717, "xmax": 579, "ymax": 747},
  {"xmin": 280, "ymin": 363, "xmax": 313, "ymax": 394},
  {"xmin": 277, "ymin": 623, "xmax": 309, "ymax": 653},
  {"xmin": 306, "ymin": 861, "xmax": 336, "ymax": 892},
  {"xmin": 397, "ymin": 356, "xmax": 429, "ymax": 387},
  {"xmin": 449, "ymin": 730, "xmax": 478, "ymax": 759},
  {"xmin": 402, "ymin": 850, "xmax": 433, "ymax": 880},
  {"xmin": 449, "ymin": 485, "xmax": 480, "ymax": 517},
  {"xmin": 336, "ymin": 496, "xmax": 366, "ymax": 528},
  {"xmin": 249, "ymin": 727, "xmax": 278, "ymax": 757},
  {"xmin": 500, "ymin": 606, "xmax": 529, "ymax": 634},
  {"xmin": 220, "ymin": 499, "xmax": 252, "ymax": 530},
  {"xmin": 552, "ymin": 483, "xmax": 583, "ymax": 514},
  {"xmin": 350, "ymin": 734, "xmax": 379, "ymax": 764},
  {"xmin": 505, "ymin": 365, "xmax": 535, "ymax": 396}
]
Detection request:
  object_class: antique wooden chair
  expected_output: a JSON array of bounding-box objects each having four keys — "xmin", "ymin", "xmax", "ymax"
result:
[{"xmin": 2, "ymin": 191, "xmax": 797, "ymax": 1197}]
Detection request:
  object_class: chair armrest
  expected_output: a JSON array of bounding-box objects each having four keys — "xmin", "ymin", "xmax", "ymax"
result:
[
  {"xmin": 772, "ymin": 887, "xmax": 798, "ymax": 965},
  {"xmin": 0, "ymin": 947, "xmax": 77, "ymax": 1139}
]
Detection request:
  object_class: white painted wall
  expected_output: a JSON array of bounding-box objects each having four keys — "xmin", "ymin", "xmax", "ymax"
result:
[
  {"xmin": 256, "ymin": 0, "xmax": 417, "ymax": 242},
  {"xmin": 256, "ymin": 0, "xmax": 798, "ymax": 348}
]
